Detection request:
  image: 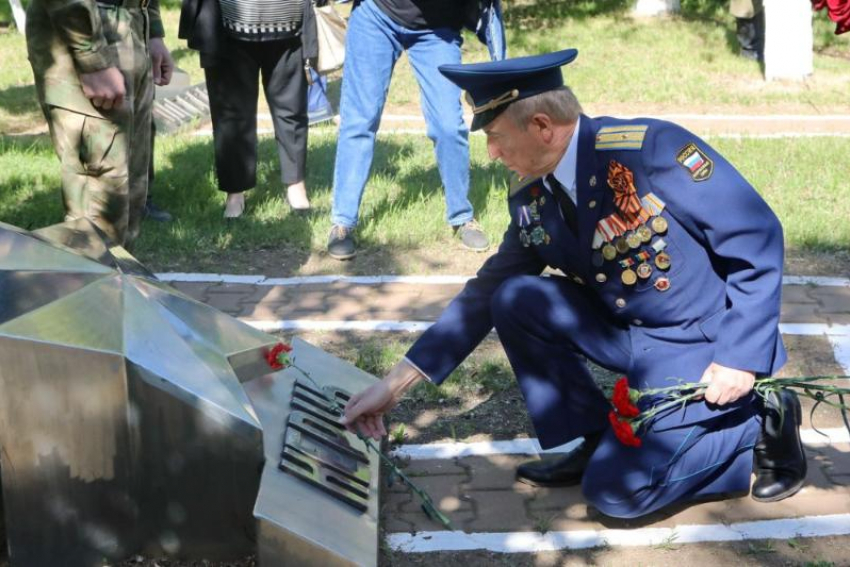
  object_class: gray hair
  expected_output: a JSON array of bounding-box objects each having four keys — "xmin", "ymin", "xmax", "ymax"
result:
[{"xmin": 502, "ymin": 86, "xmax": 583, "ymax": 129}]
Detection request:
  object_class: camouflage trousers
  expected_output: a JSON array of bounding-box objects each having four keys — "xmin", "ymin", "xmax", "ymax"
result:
[{"xmin": 39, "ymin": 5, "xmax": 153, "ymax": 248}]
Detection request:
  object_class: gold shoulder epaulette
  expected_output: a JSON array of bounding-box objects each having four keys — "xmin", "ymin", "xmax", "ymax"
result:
[
  {"xmin": 509, "ymin": 174, "xmax": 541, "ymax": 197},
  {"xmin": 595, "ymin": 124, "xmax": 648, "ymax": 151}
]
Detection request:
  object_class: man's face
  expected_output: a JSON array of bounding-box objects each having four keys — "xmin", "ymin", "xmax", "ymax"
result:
[{"xmin": 483, "ymin": 112, "xmax": 549, "ymax": 178}]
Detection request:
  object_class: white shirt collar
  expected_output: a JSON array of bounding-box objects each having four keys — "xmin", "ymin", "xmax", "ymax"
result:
[{"xmin": 554, "ymin": 115, "xmax": 580, "ymax": 191}]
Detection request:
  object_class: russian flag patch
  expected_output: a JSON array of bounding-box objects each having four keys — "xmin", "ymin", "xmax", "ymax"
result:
[{"xmin": 676, "ymin": 142, "xmax": 714, "ymax": 181}]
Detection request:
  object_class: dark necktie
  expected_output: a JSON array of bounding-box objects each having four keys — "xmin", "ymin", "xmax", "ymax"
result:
[{"xmin": 547, "ymin": 174, "xmax": 578, "ymax": 234}]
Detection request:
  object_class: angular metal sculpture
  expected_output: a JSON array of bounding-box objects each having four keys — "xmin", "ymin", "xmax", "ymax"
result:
[{"xmin": 0, "ymin": 220, "xmax": 379, "ymax": 566}]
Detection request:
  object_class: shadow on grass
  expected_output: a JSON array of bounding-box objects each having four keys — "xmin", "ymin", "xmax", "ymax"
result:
[
  {"xmin": 0, "ymin": 83, "xmax": 40, "ymax": 118},
  {"xmin": 130, "ymin": 129, "xmax": 508, "ymax": 273}
]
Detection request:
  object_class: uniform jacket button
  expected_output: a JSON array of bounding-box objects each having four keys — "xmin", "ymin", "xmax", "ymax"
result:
[
  {"xmin": 588, "ymin": 200, "xmax": 597, "ymax": 209},
  {"xmin": 595, "ymin": 273, "xmax": 607, "ymax": 283},
  {"xmin": 632, "ymin": 319, "xmax": 643, "ymax": 326},
  {"xmin": 615, "ymin": 298, "xmax": 626, "ymax": 308}
]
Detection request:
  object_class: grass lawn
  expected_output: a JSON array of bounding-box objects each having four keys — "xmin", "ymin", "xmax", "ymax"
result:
[
  {"xmin": 0, "ymin": 1, "xmax": 848, "ymax": 274},
  {"xmin": 1, "ymin": 128, "xmax": 848, "ymax": 275},
  {"xmin": 1, "ymin": 2, "xmax": 849, "ymax": 133}
]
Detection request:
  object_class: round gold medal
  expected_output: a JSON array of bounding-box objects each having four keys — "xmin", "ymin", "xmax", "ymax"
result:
[
  {"xmin": 615, "ymin": 237, "xmax": 630, "ymax": 255},
  {"xmin": 626, "ymin": 232, "xmax": 642, "ymax": 249},
  {"xmin": 621, "ymin": 269, "xmax": 637, "ymax": 286},
  {"xmin": 637, "ymin": 224, "xmax": 652, "ymax": 243},
  {"xmin": 651, "ymin": 216, "xmax": 668, "ymax": 234},
  {"xmin": 602, "ymin": 244, "xmax": 617, "ymax": 261},
  {"xmin": 636, "ymin": 262, "xmax": 653, "ymax": 279},
  {"xmin": 655, "ymin": 251, "xmax": 671, "ymax": 270}
]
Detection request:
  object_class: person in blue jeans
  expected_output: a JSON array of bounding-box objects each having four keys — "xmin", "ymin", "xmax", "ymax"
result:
[{"xmin": 327, "ymin": 0, "xmax": 490, "ymax": 259}]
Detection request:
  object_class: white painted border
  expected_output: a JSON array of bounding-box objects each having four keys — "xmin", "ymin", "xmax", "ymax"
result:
[
  {"xmin": 779, "ymin": 324, "xmax": 850, "ymax": 336},
  {"xmin": 192, "ymin": 128, "xmax": 850, "ymax": 139},
  {"xmin": 261, "ymin": 112, "xmax": 850, "ymax": 123},
  {"xmin": 390, "ymin": 428, "xmax": 849, "ymax": 460},
  {"xmin": 783, "ymin": 276, "xmax": 850, "ymax": 287},
  {"xmin": 247, "ymin": 319, "xmax": 433, "ymax": 333},
  {"xmin": 386, "ymin": 514, "xmax": 850, "ymax": 553},
  {"xmin": 157, "ymin": 273, "xmax": 472, "ymax": 285},
  {"xmin": 157, "ymin": 272, "xmax": 850, "ymax": 288},
  {"xmin": 245, "ymin": 319, "xmax": 850, "ymax": 336},
  {"xmin": 830, "ymin": 335, "xmax": 850, "ymax": 374}
]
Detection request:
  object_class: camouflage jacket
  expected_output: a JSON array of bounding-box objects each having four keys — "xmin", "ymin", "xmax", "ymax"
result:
[{"xmin": 26, "ymin": 0, "xmax": 164, "ymax": 117}]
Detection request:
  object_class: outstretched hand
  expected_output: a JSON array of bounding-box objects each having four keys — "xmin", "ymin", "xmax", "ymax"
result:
[
  {"xmin": 340, "ymin": 360, "xmax": 424, "ymax": 440},
  {"xmin": 699, "ymin": 362, "xmax": 755, "ymax": 406}
]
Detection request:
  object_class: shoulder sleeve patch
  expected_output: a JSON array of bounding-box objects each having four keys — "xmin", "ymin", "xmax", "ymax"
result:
[
  {"xmin": 676, "ymin": 142, "xmax": 714, "ymax": 181},
  {"xmin": 509, "ymin": 174, "xmax": 541, "ymax": 197},
  {"xmin": 595, "ymin": 124, "xmax": 648, "ymax": 151}
]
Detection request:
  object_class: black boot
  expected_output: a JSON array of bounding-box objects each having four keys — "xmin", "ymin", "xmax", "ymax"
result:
[
  {"xmin": 736, "ymin": 12, "xmax": 765, "ymax": 61},
  {"xmin": 516, "ymin": 431, "xmax": 603, "ymax": 487},
  {"xmin": 752, "ymin": 389, "xmax": 807, "ymax": 502}
]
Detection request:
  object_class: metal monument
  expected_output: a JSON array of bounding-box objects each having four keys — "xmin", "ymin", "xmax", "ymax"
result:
[{"xmin": 0, "ymin": 220, "xmax": 379, "ymax": 566}]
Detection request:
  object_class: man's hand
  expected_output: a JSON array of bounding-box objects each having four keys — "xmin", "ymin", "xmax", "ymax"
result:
[
  {"xmin": 340, "ymin": 360, "xmax": 424, "ymax": 440},
  {"xmin": 80, "ymin": 67, "xmax": 125, "ymax": 110},
  {"xmin": 699, "ymin": 362, "xmax": 755, "ymax": 406},
  {"xmin": 149, "ymin": 37, "xmax": 174, "ymax": 86}
]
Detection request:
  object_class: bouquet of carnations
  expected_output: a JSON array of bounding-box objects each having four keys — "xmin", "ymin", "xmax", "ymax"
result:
[{"xmin": 608, "ymin": 375, "xmax": 850, "ymax": 447}]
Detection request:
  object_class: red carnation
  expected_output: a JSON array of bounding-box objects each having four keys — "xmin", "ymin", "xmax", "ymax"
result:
[
  {"xmin": 608, "ymin": 411, "xmax": 642, "ymax": 447},
  {"xmin": 265, "ymin": 342, "xmax": 293, "ymax": 370},
  {"xmin": 612, "ymin": 377, "xmax": 640, "ymax": 418}
]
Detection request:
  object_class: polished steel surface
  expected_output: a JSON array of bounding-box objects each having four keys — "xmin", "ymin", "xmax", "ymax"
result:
[
  {"xmin": 0, "ymin": 220, "xmax": 380, "ymax": 566},
  {"xmin": 244, "ymin": 339, "xmax": 380, "ymax": 567}
]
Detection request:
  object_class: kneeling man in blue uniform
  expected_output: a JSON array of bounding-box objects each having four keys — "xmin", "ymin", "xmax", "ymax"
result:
[{"xmin": 341, "ymin": 49, "xmax": 806, "ymax": 518}]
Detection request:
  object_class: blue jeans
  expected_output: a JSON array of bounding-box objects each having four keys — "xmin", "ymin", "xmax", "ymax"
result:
[{"xmin": 331, "ymin": 0, "xmax": 472, "ymax": 229}]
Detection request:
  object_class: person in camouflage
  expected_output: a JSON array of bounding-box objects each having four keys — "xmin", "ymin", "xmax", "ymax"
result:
[{"xmin": 26, "ymin": 0, "xmax": 173, "ymax": 248}]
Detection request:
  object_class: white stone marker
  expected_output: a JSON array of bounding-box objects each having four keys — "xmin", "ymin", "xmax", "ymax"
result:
[
  {"xmin": 764, "ymin": 0, "xmax": 814, "ymax": 80},
  {"xmin": 633, "ymin": 0, "xmax": 680, "ymax": 17}
]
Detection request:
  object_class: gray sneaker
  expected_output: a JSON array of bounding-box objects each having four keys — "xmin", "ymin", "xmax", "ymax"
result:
[
  {"xmin": 327, "ymin": 224, "xmax": 356, "ymax": 260},
  {"xmin": 454, "ymin": 220, "xmax": 489, "ymax": 252}
]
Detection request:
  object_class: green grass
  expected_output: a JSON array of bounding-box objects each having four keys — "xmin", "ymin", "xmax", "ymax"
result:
[
  {"xmin": 1, "ymin": 3, "xmax": 848, "ymax": 133},
  {"xmin": 2, "ymin": 131, "xmax": 848, "ymax": 270}
]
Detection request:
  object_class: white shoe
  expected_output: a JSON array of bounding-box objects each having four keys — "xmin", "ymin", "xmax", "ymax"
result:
[
  {"xmin": 224, "ymin": 193, "xmax": 245, "ymax": 218},
  {"xmin": 286, "ymin": 182, "xmax": 310, "ymax": 211}
]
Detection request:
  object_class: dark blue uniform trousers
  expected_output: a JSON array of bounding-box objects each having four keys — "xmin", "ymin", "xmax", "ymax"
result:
[{"xmin": 491, "ymin": 275, "xmax": 759, "ymax": 519}]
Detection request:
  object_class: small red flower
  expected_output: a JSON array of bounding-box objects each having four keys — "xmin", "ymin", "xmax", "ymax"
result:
[
  {"xmin": 608, "ymin": 410, "xmax": 642, "ymax": 447},
  {"xmin": 265, "ymin": 342, "xmax": 293, "ymax": 370},
  {"xmin": 612, "ymin": 377, "xmax": 640, "ymax": 418},
  {"xmin": 530, "ymin": 185, "xmax": 540, "ymax": 197}
]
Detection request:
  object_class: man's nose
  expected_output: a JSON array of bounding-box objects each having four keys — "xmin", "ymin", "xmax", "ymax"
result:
[{"xmin": 487, "ymin": 140, "xmax": 500, "ymax": 160}]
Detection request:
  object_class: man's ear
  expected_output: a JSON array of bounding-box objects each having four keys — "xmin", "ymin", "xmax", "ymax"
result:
[{"xmin": 530, "ymin": 113, "xmax": 554, "ymax": 143}]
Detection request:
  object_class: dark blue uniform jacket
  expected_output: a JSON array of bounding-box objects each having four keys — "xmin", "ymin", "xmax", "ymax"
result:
[{"xmin": 406, "ymin": 115, "xmax": 786, "ymax": 437}]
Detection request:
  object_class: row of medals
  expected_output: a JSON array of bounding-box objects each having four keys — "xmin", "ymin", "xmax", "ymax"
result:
[{"xmin": 592, "ymin": 215, "xmax": 672, "ymax": 291}]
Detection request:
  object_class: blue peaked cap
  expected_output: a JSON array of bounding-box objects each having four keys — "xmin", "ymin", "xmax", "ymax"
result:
[{"xmin": 439, "ymin": 48, "xmax": 578, "ymax": 131}]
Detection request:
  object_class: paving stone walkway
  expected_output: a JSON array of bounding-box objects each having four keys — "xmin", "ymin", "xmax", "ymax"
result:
[
  {"xmin": 176, "ymin": 276, "xmax": 850, "ymax": 548},
  {"xmin": 167, "ymin": 278, "xmax": 850, "ymax": 327}
]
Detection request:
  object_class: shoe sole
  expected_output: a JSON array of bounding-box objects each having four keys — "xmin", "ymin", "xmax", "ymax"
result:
[
  {"xmin": 515, "ymin": 475, "xmax": 582, "ymax": 488},
  {"xmin": 328, "ymin": 250, "xmax": 356, "ymax": 261},
  {"xmin": 460, "ymin": 243, "xmax": 490, "ymax": 253}
]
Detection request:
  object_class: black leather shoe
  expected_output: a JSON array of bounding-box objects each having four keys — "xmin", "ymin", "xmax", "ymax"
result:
[
  {"xmin": 752, "ymin": 389, "xmax": 807, "ymax": 502},
  {"xmin": 516, "ymin": 432, "xmax": 603, "ymax": 487},
  {"xmin": 144, "ymin": 199, "xmax": 173, "ymax": 222},
  {"xmin": 327, "ymin": 224, "xmax": 356, "ymax": 260}
]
